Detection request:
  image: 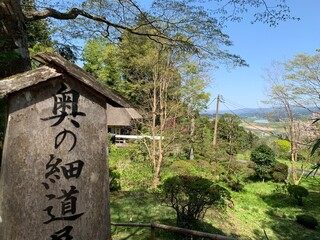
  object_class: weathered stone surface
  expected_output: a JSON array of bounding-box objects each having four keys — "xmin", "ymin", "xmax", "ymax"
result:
[
  {"xmin": 0, "ymin": 66, "xmax": 61, "ymax": 98},
  {"xmin": 0, "ymin": 77, "xmax": 110, "ymax": 239}
]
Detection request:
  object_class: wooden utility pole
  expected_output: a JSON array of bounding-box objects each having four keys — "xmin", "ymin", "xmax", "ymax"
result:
[{"xmin": 213, "ymin": 94, "xmax": 220, "ymax": 146}]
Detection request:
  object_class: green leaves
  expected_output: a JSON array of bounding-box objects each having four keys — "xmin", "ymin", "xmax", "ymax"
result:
[
  {"xmin": 251, "ymin": 143, "xmax": 276, "ymax": 166},
  {"xmin": 161, "ymin": 175, "xmax": 230, "ymax": 228},
  {"xmin": 310, "ymin": 138, "xmax": 320, "ymax": 156},
  {"xmin": 250, "ymin": 143, "xmax": 276, "ymax": 181}
]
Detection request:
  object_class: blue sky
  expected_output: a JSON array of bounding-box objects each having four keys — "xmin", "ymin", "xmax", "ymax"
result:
[
  {"xmin": 207, "ymin": 0, "xmax": 320, "ymax": 111},
  {"xmin": 75, "ymin": 0, "xmax": 319, "ymax": 111}
]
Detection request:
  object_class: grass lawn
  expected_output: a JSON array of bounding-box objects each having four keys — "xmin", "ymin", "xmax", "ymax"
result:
[
  {"xmin": 218, "ymin": 178, "xmax": 320, "ymax": 240},
  {"xmin": 110, "ymin": 191, "xmax": 176, "ymax": 239},
  {"xmin": 110, "ymin": 177, "xmax": 320, "ymax": 240}
]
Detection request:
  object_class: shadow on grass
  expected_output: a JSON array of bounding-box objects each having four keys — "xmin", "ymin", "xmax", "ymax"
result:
[
  {"xmin": 261, "ymin": 192, "xmax": 296, "ymax": 208},
  {"xmin": 262, "ymin": 212, "xmax": 320, "ymax": 240},
  {"xmin": 258, "ymin": 187, "xmax": 320, "ymax": 240},
  {"xmin": 110, "ymin": 191, "xmax": 231, "ymax": 240}
]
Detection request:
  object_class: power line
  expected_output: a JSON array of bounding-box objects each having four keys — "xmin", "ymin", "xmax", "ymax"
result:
[
  {"xmin": 221, "ymin": 96, "xmax": 267, "ymax": 117},
  {"xmin": 221, "ymin": 100, "xmax": 280, "ymax": 138},
  {"xmin": 207, "ymin": 97, "xmax": 217, "ymax": 107}
]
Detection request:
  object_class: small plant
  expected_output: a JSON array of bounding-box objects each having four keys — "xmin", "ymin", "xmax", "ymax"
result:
[
  {"xmin": 273, "ymin": 184, "xmax": 288, "ymax": 195},
  {"xmin": 288, "ymin": 185, "xmax": 309, "ymax": 206},
  {"xmin": 109, "ymin": 165, "xmax": 121, "ymax": 191},
  {"xmin": 296, "ymin": 214, "xmax": 319, "ymax": 229},
  {"xmin": 228, "ymin": 179, "xmax": 244, "ymax": 192}
]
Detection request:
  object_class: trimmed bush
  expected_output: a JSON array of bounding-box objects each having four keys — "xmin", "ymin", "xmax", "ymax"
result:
[
  {"xmin": 251, "ymin": 143, "xmax": 276, "ymax": 166},
  {"xmin": 288, "ymin": 185, "xmax": 309, "ymax": 206},
  {"xmin": 272, "ymin": 162, "xmax": 288, "ymax": 182},
  {"xmin": 273, "ymin": 161, "xmax": 289, "ymax": 172},
  {"xmin": 161, "ymin": 175, "xmax": 231, "ymax": 229},
  {"xmin": 250, "ymin": 143, "xmax": 276, "ymax": 181},
  {"xmin": 296, "ymin": 214, "xmax": 318, "ymax": 229},
  {"xmin": 272, "ymin": 172, "xmax": 287, "ymax": 183}
]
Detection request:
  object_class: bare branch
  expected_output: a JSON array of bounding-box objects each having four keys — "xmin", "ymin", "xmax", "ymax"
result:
[{"xmin": 22, "ymin": 7, "xmax": 192, "ymax": 48}]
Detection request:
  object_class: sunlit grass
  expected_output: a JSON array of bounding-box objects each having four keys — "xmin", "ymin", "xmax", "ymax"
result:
[{"xmin": 110, "ymin": 177, "xmax": 320, "ymax": 240}]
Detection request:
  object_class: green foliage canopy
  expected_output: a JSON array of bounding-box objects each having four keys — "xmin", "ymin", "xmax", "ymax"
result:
[
  {"xmin": 217, "ymin": 114, "xmax": 257, "ymax": 155},
  {"xmin": 250, "ymin": 143, "xmax": 276, "ymax": 181},
  {"xmin": 251, "ymin": 143, "xmax": 276, "ymax": 166}
]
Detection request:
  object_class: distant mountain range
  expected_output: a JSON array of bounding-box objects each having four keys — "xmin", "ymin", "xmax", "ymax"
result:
[{"xmin": 202, "ymin": 107, "xmax": 317, "ymax": 120}]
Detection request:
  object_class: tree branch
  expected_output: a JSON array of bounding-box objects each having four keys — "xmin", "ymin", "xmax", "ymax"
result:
[
  {"xmin": 22, "ymin": 8, "xmax": 179, "ymax": 44},
  {"xmin": 23, "ymin": 8, "xmax": 131, "ymax": 29}
]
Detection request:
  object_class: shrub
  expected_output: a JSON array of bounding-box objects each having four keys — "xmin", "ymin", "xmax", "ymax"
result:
[
  {"xmin": 273, "ymin": 139, "xmax": 291, "ymax": 159},
  {"xmin": 166, "ymin": 160, "xmax": 198, "ymax": 177},
  {"xmin": 272, "ymin": 162, "xmax": 288, "ymax": 182},
  {"xmin": 250, "ymin": 143, "xmax": 276, "ymax": 181},
  {"xmin": 193, "ymin": 160, "xmax": 215, "ymax": 179},
  {"xmin": 288, "ymin": 185, "xmax": 309, "ymax": 206},
  {"xmin": 251, "ymin": 143, "xmax": 276, "ymax": 166},
  {"xmin": 161, "ymin": 175, "xmax": 231, "ymax": 229},
  {"xmin": 272, "ymin": 172, "xmax": 286, "ymax": 183},
  {"xmin": 228, "ymin": 180, "xmax": 244, "ymax": 192},
  {"xmin": 296, "ymin": 214, "xmax": 319, "ymax": 229},
  {"xmin": 273, "ymin": 161, "xmax": 289, "ymax": 172},
  {"xmin": 163, "ymin": 160, "xmax": 216, "ymax": 181}
]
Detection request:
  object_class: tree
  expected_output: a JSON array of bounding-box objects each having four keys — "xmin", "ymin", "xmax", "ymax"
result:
[
  {"xmin": 23, "ymin": 0, "xmax": 53, "ymax": 48},
  {"xmin": 264, "ymin": 54, "xmax": 320, "ymax": 184},
  {"xmin": 1, "ymin": 0, "xmax": 297, "ymax": 80},
  {"xmin": 216, "ymin": 113, "xmax": 254, "ymax": 155},
  {"xmin": 272, "ymin": 162, "xmax": 288, "ymax": 183},
  {"xmin": 264, "ymin": 62, "xmax": 305, "ymax": 185},
  {"xmin": 84, "ymin": 34, "xmax": 176, "ymax": 185},
  {"xmin": 250, "ymin": 143, "xmax": 275, "ymax": 181},
  {"xmin": 284, "ymin": 51, "xmax": 320, "ymax": 176},
  {"xmin": 83, "ymin": 31, "xmax": 212, "ymax": 185},
  {"xmin": 83, "ymin": 38, "xmax": 124, "ymax": 92},
  {"xmin": 178, "ymin": 60, "xmax": 210, "ymax": 160},
  {"xmin": 285, "ymin": 51, "xmax": 320, "ymax": 109}
]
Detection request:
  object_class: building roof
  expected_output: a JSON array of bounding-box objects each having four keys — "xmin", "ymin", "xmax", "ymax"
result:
[
  {"xmin": 107, "ymin": 104, "xmax": 142, "ymax": 126},
  {"xmin": 0, "ymin": 52, "xmax": 132, "ymax": 108}
]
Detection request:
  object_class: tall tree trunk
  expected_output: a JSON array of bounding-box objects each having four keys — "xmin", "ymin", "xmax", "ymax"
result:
[
  {"xmin": 291, "ymin": 122, "xmax": 303, "ymax": 185},
  {"xmin": 152, "ymin": 77, "xmax": 164, "ymax": 186},
  {"xmin": 189, "ymin": 108, "xmax": 195, "ymax": 160},
  {"xmin": 151, "ymin": 65, "xmax": 158, "ymax": 172},
  {"xmin": 0, "ymin": 0, "xmax": 31, "ymax": 79},
  {"xmin": 287, "ymin": 105, "xmax": 303, "ymax": 185}
]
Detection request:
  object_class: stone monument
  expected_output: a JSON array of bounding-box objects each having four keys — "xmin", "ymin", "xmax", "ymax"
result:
[{"xmin": 0, "ymin": 52, "xmax": 131, "ymax": 240}]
